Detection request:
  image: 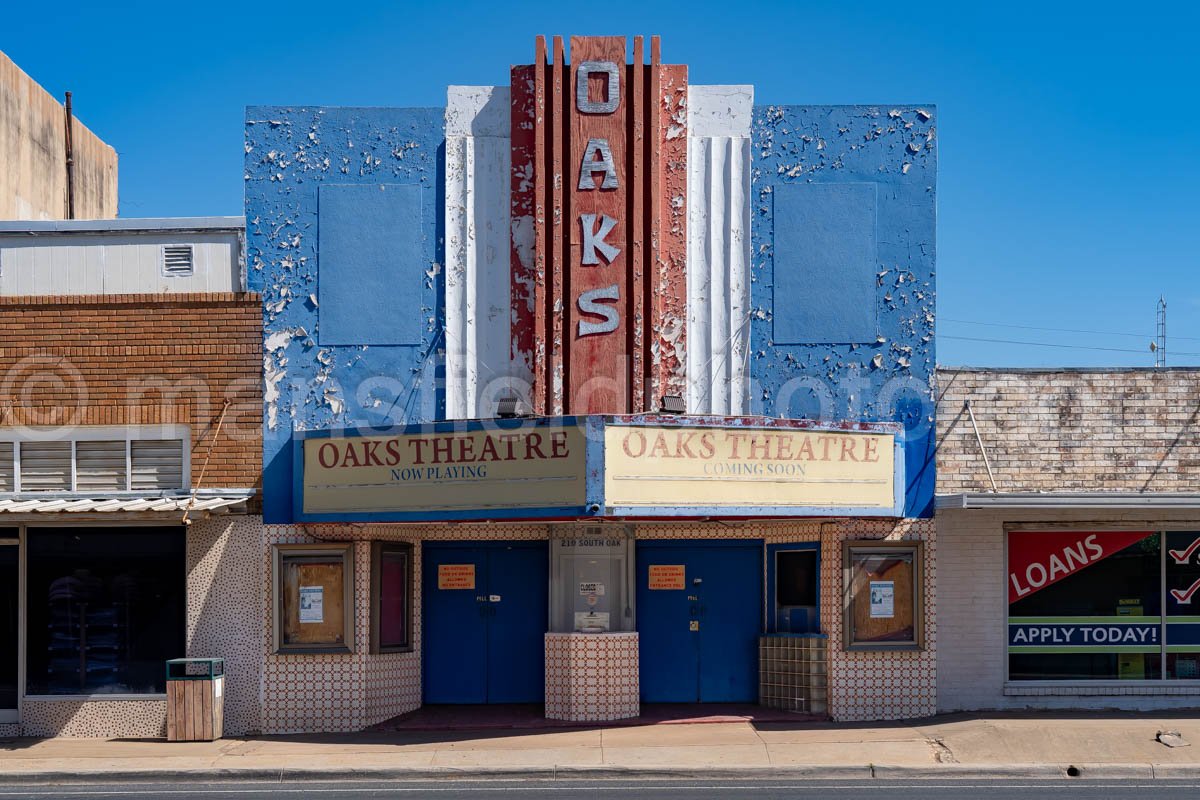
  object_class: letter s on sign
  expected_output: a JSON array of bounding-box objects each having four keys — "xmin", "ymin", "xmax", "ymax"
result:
[{"xmin": 577, "ymin": 284, "xmax": 621, "ymax": 337}]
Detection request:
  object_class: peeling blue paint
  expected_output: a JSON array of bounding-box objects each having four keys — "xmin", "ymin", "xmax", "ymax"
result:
[
  {"xmin": 245, "ymin": 106, "xmax": 444, "ymax": 523},
  {"xmin": 751, "ymin": 105, "xmax": 937, "ymax": 517}
]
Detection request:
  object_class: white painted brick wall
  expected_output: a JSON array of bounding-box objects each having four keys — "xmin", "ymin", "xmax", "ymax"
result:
[{"xmin": 938, "ymin": 508, "xmax": 1200, "ymax": 712}]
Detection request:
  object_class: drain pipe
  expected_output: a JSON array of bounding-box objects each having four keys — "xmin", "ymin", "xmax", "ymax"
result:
[{"xmin": 63, "ymin": 91, "xmax": 75, "ymax": 219}]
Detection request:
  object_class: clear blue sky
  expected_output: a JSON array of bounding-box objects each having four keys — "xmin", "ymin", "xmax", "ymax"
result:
[{"xmin": 5, "ymin": 0, "xmax": 1197, "ymax": 367}]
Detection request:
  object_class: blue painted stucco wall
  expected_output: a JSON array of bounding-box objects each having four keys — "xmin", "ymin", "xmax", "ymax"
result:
[
  {"xmin": 245, "ymin": 106, "xmax": 444, "ymax": 523},
  {"xmin": 246, "ymin": 101, "xmax": 936, "ymax": 523},
  {"xmin": 750, "ymin": 105, "xmax": 937, "ymax": 517}
]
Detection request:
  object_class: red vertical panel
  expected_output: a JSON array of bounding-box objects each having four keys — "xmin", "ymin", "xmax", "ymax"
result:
[
  {"xmin": 568, "ymin": 36, "xmax": 630, "ymax": 414},
  {"xmin": 628, "ymin": 37, "xmax": 646, "ymax": 414},
  {"xmin": 549, "ymin": 36, "xmax": 567, "ymax": 414},
  {"xmin": 650, "ymin": 48, "xmax": 689, "ymax": 406},
  {"xmin": 510, "ymin": 58, "xmax": 542, "ymax": 412}
]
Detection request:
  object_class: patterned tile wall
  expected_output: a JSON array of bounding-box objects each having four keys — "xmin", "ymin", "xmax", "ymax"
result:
[
  {"xmin": 823, "ymin": 518, "xmax": 937, "ymax": 721},
  {"xmin": 186, "ymin": 516, "xmax": 264, "ymax": 736},
  {"xmin": 545, "ymin": 632, "xmax": 639, "ymax": 722}
]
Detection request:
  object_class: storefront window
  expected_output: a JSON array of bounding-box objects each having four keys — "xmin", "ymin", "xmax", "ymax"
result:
[
  {"xmin": 843, "ymin": 541, "xmax": 923, "ymax": 650},
  {"xmin": 1006, "ymin": 531, "xmax": 1200, "ymax": 681},
  {"xmin": 550, "ymin": 528, "xmax": 634, "ymax": 633},
  {"xmin": 371, "ymin": 542, "xmax": 412, "ymax": 653},
  {"xmin": 25, "ymin": 527, "xmax": 185, "ymax": 696}
]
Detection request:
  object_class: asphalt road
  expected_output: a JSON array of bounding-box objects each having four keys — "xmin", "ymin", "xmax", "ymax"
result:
[{"xmin": 4, "ymin": 780, "xmax": 1200, "ymax": 800}]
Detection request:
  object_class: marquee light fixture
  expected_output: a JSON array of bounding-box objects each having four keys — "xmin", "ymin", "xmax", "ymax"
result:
[
  {"xmin": 659, "ymin": 394, "xmax": 686, "ymax": 415},
  {"xmin": 496, "ymin": 396, "xmax": 532, "ymax": 419}
]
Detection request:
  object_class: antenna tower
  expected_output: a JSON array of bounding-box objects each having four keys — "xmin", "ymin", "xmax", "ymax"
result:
[{"xmin": 1156, "ymin": 296, "xmax": 1167, "ymax": 368}]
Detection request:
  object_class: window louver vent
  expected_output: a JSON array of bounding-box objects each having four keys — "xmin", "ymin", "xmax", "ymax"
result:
[
  {"xmin": 19, "ymin": 441, "xmax": 72, "ymax": 491},
  {"xmin": 130, "ymin": 439, "xmax": 185, "ymax": 491},
  {"xmin": 75, "ymin": 440, "xmax": 128, "ymax": 492},
  {"xmin": 162, "ymin": 245, "xmax": 194, "ymax": 277},
  {"xmin": 0, "ymin": 442, "xmax": 13, "ymax": 492}
]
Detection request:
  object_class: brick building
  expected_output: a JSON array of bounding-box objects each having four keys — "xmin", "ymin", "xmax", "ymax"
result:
[
  {"xmin": 936, "ymin": 367, "xmax": 1200, "ymax": 711},
  {"xmin": 0, "ymin": 217, "xmax": 263, "ymax": 737}
]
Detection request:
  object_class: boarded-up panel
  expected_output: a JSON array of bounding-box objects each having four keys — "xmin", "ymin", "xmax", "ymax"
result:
[
  {"xmin": 773, "ymin": 183, "xmax": 878, "ymax": 344},
  {"xmin": 281, "ymin": 560, "xmax": 346, "ymax": 646},
  {"xmin": 318, "ymin": 183, "xmax": 425, "ymax": 346},
  {"xmin": 849, "ymin": 555, "xmax": 915, "ymax": 643}
]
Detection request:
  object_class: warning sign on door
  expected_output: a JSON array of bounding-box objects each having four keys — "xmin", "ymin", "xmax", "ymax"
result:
[
  {"xmin": 437, "ymin": 564, "xmax": 475, "ymax": 590},
  {"xmin": 648, "ymin": 565, "xmax": 686, "ymax": 590}
]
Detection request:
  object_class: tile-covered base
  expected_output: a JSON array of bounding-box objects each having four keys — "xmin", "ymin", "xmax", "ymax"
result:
[
  {"xmin": 545, "ymin": 632, "xmax": 639, "ymax": 722},
  {"xmin": 19, "ymin": 699, "xmax": 167, "ymax": 738}
]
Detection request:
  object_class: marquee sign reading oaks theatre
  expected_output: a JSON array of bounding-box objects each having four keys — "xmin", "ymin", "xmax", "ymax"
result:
[{"xmin": 295, "ymin": 419, "xmax": 903, "ymax": 521}]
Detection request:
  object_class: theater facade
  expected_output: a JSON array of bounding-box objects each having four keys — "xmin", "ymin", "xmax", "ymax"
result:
[{"xmin": 246, "ymin": 34, "xmax": 937, "ymax": 731}]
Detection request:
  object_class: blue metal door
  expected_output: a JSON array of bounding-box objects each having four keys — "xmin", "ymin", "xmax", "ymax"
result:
[
  {"xmin": 422, "ymin": 541, "xmax": 548, "ymax": 704},
  {"xmin": 485, "ymin": 543, "xmax": 548, "ymax": 703},
  {"xmin": 422, "ymin": 544, "xmax": 487, "ymax": 704},
  {"xmin": 636, "ymin": 540, "xmax": 763, "ymax": 703}
]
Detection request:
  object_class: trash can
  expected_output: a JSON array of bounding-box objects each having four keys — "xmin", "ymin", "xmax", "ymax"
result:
[{"xmin": 165, "ymin": 658, "xmax": 224, "ymax": 741}]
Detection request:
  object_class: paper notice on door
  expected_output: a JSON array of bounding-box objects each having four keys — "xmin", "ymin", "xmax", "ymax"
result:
[
  {"xmin": 579, "ymin": 582, "xmax": 606, "ymax": 596},
  {"xmin": 438, "ymin": 564, "xmax": 475, "ymax": 590},
  {"xmin": 648, "ymin": 565, "xmax": 685, "ymax": 590},
  {"xmin": 299, "ymin": 586, "xmax": 324, "ymax": 623},
  {"xmin": 869, "ymin": 580, "xmax": 894, "ymax": 618}
]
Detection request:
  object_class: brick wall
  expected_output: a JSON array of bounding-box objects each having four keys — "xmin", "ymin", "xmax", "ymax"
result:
[
  {"xmin": 0, "ymin": 292, "xmax": 262, "ymax": 492},
  {"xmin": 937, "ymin": 368, "xmax": 1200, "ymax": 494}
]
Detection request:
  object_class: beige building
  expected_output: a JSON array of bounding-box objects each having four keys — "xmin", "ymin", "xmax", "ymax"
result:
[
  {"xmin": 0, "ymin": 50, "xmax": 117, "ymax": 220},
  {"xmin": 937, "ymin": 367, "xmax": 1200, "ymax": 712}
]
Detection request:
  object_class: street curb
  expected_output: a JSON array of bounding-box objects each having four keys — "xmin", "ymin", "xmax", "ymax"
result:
[{"xmin": 0, "ymin": 762, "xmax": 1191, "ymax": 785}]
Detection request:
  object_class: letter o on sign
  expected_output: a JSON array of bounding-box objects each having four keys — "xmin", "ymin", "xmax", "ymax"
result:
[
  {"xmin": 576, "ymin": 61, "xmax": 620, "ymax": 114},
  {"xmin": 318, "ymin": 442, "xmax": 340, "ymax": 469},
  {"xmin": 622, "ymin": 430, "xmax": 647, "ymax": 458}
]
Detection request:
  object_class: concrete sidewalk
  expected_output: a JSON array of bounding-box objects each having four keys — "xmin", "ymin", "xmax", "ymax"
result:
[{"xmin": 3, "ymin": 713, "xmax": 1200, "ymax": 783}]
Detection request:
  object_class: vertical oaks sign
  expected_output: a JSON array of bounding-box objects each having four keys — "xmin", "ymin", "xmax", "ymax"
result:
[
  {"xmin": 511, "ymin": 36, "xmax": 689, "ymax": 416},
  {"xmin": 570, "ymin": 40, "xmax": 629, "ymax": 410}
]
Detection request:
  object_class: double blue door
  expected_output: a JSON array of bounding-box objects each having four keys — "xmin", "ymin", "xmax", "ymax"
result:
[
  {"xmin": 636, "ymin": 540, "xmax": 763, "ymax": 703},
  {"xmin": 422, "ymin": 541, "xmax": 548, "ymax": 704}
]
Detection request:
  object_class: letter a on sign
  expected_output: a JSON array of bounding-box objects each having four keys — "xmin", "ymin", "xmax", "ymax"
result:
[{"xmin": 578, "ymin": 138, "xmax": 619, "ymax": 190}]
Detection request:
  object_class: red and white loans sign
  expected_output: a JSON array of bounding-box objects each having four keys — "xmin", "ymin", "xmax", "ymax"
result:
[{"xmin": 1008, "ymin": 531, "xmax": 1153, "ymax": 604}]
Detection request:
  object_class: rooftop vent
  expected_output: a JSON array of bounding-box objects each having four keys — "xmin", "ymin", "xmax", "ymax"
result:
[{"xmin": 162, "ymin": 245, "xmax": 194, "ymax": 277}]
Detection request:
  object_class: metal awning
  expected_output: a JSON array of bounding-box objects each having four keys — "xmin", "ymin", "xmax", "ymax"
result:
[
  {"xmin": 0, "ymin": 490, "xmax": 254, "ymax": 515},
  {"xmin": 937, "ymin": 492, "xmax": 1200, "ymax": 511}
]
